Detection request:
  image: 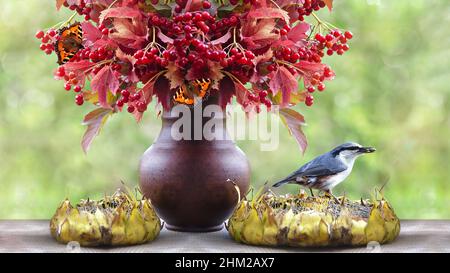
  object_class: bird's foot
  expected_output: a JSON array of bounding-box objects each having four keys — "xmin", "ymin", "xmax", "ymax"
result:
[
  {"xmin": 324, "ymin": 190, "xmax": 340, "ymax": 203},
  {"xmin": 309, "ymin": 188, "xmax": 315, "ymax": 197}
]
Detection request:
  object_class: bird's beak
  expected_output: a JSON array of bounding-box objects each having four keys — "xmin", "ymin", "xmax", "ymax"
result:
[{"xmin": 359, "ymin": 146, "xmax": 376, "ymax": 153}]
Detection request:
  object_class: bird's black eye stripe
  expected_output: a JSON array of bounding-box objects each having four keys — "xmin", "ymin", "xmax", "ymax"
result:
[{"xmin": 332, "ymin": 146, "xmax": 361, "ymax": 156}]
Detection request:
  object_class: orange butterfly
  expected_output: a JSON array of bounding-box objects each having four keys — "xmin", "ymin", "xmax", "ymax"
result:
[
  {"xmin": 173, "ymin": 79, "xmax": 212, "ymax": 106},
  {"xmin": 55, "ymin": 22, "xmax": 83, "ymax": 65}
]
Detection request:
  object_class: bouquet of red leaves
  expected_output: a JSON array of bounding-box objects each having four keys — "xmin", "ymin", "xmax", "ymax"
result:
[{"xmin": 36, "ymin": 0, "xmax": 352, "ymax": 152}]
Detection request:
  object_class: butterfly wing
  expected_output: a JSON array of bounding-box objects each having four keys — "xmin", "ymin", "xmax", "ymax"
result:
[
  {"xmin": 55, "ymin": 23, "xmax": 83, "ymax": 65},
  {"xmin": 173, "ymin": 79, "xmax": 212, "ymax": 106},
  {"xmin": 173, "ymin": 84, "xmax": 194, "ymax": 105},
  {"xmin": 192, "ymin": 79, "xmax": 212, "ymax": 99}
]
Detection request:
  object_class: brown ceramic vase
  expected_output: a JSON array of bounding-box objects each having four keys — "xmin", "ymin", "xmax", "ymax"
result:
[{"xmin": 139, "ymin": 94, "xmax": 251, "ymax": 232}]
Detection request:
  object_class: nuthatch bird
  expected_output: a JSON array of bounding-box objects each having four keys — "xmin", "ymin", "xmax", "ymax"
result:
[{"xmin": 273, "ymin": 142, "xmax": 376, "ymax": 198}]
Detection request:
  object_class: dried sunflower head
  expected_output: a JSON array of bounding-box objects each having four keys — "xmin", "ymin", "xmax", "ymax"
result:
[
  {"xmin": 227, "ymin": 190, "xmax": 400, "ymax": 247},
  {"xmin": 50, "ymin": 189, "xmax": 161, "ymax": 247}
]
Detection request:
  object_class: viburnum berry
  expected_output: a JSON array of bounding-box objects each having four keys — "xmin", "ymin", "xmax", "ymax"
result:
[
  {"xmin": 41, "ymin": 35, "xmax": 50, "ymax": 43},
  {"xmin": 48, "ymin": 29, "xmax": 56, "ymax": 37},
  {"xmin": 305, "ymin": 95, "xmax": 314, "ymax": 106},
  {"xmin": 307, "ymin": 86, "xmax": 315, "ymax": 93},
  {"xmin": 127, "ymin": 105, "xmax": 135, "ymax": 113},
  {"xmin": 137, "ymin": 102, "xmax": 147, "ymax": 112},
  {"xmin": 64, "ymin": 83, "xmax": 72, "ymax": 91},
  {"xmin": 267, "ymin": 64, "xmax": 276, "ymax": 71},
  {"xmin": 74, "ymin": 86, "xmax": 82, "ymax": 93},
  {"xmin": 75, "ymin": 94, "xmax": 84, "ymax": 105},
  {"xmin": 325, "ymin": 34, "xmax": 334, "ymax": 42},
  {"xmin": 315, "ymin": 33, "xmax": 325, "ymax": 43},
  {"xmin": 259, "ymin": 90, "xmax": 268, "ymax": 98},
  {"xmin": 130, "ymin": 92, "xmax": 141, "ymax": 101},
  {"xmin": 120, "ymin": 89, "xmax": 130, "ymax": 98},
  {"xmin": 317, "ymin": 83, "xmax": 325, "ymax": 91},
  {"xmin": 202, "ymin": 1, "xmax": 211, "ymax": 9},
  {"xmin": 344, "ymin": 31, "xmax": 353, "ymax": 39},
  {"xmin": 35, "ymin": 30, "xmax": 45, "ymax": 39},
  {"xmin": 116, "ymin": 99, "xmax": 124, "ymax": 107}
]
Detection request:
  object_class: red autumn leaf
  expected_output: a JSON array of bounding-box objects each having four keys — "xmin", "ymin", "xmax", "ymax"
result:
[
  {"xmin": 56, "ymin": 60, "xmax": 96, "ymax": 88},
  {"xmin": 294, "ymin": 61, "xmax": 334, "ymax": 87},
  {"xmin": 56, "ymin": 0, "xmax": 65, "ymax": 10},
  {"xmin": 186, "ymin": 60, "xmax": 224, "ymax": 84},
  {"xmin": 287, "ymin": 22, "xmax": 309, "ymax": 43},
  {"xmin": 185, "ymin": 0, "xmax": 203, "ymax": 12},
  {"xmin": 227, "ymin": 77, "xmax": 249, "ymax": 106},
  {"xmin": 141, "ymin": 76, "xmax": 157, "ymax": 104},
  {"xmin": 241, "ymin": 19, "xmax": 280, "ymax": 51},
  {"xmin": 324, "ymin": 0, "xmax": 333, "ymax": 11},
  {"xmin": 164, "ymin": 62, "xmax": 185, "ymax": 89},
  {"xmin": 279, "ymin": 108, "xmax": 308, "ymax": 154},
  {"xmin": 153, "ymin": 76, "xmax": 172, "ymax": 110},
  {"xmin": 61, "ymin": 60, "xmax": 95, "ymax": 74},
  {"xmin": 250, "ymin": 49, "xmax": 274, "ymax": 82},
  {"xmin": 81, "ymin": 108, "xmax": 113, "ymax": 153},
  {"xmin": 247, "ymin": 7, "xmax": 290, "ymax": 24},
  {"xmin": 157, "ymin": 29, "xmax": 174, "ymax": 44},
  {"xmin": 109, "ymin": 18, "xmax": 147, "ymax": 49},
  {"xmin": 81, "ymin": 21, "xmax": 102, "ymax": 47},
  {"xmin": 211, "ymin": 30, "xmax": 232, "ymax": 45},
  {"xmin": 218, "ymin": 77, "xmax": 235, "ymax": 109},
  {"xmin": 115, "ymin": 48, "xmax": 139, "ymax": 83},
  {"xmin": 268, "ymin": 66, "xmax": 298, "ymax": 106},
  {"xmin": 99, "ymin": 7, "xmax": 142, "ymax": 23},
  {"xmin": 91, "ymin": 66, "xmax": 119, "ymax": 108},
  {"xmin": 91, "ymin": 38, "xmax": 117, "ymax": 51}
]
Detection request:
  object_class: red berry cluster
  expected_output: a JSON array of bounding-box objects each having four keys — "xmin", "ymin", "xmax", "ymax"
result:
[
  {"xmin": 148, "ymin": 11, "xmax": 241, "ymax": 79},
  {"xmin": 133, "ymin": 47, "xmax": 167, "ymax": 84},
  {"xmin": 116, "ymin": 89, "xmax": 148, "ymax": 113},
  {"xmin": 36, "ymin": 29, "xmax": 57, "ymax": 55},
  {"xmin": 225, "ymin": 47, "xmax": 255, "ymax": 83},
  {"xmin": 271, "ymin": 44, "xmax": 334, "ymax": 106},
  {"xmin": 314, "ymin": 30, "xmax": 353, "ymax": 56},
  {"xmin": 246, "ymin": 90, "xmax": 271, "ymax": 111},
  {"xmin": 303, "ymin": 66, "xmax": 334, "ymax": 106},
  {"xmin": 61, "ymin": 0, "xmax": 93, "ymax": 20},
  {"xmin": 55, "ymin": 66, "xmax": 85, "ymax": 105},
  {"xmin": 297, "ymin": 0, "xmax": 327, "ymax": 21}
]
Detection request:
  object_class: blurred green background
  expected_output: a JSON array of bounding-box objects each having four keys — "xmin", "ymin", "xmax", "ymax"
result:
[{"xmin": 0, "ymin": 0, "xmax": 449, "ymax": 219}]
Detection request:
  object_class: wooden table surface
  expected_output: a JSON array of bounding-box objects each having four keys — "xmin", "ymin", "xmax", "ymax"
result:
[{"xmin": 0, "ymin": 220, "xmax": 449, "ymax": 253}]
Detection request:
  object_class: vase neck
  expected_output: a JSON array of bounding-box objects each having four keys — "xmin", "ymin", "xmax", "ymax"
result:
[{"xmin": 159, "ymin": 96, "xmax": 230, "ymax": 142}]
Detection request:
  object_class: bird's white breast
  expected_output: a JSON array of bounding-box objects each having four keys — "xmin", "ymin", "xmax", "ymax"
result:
[{"xmin": 323, "ymin": 156, "xmax": 356, "ymax": 190}]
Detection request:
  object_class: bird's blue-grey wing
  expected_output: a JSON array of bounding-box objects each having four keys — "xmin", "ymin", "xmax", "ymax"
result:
[
  {"xmin": 296, "ymin": 154, "xmax": 347, "ymax": 177},
  {"xmin": 273, "ymin": 154, "xmax": 343, "ymax": 187}
]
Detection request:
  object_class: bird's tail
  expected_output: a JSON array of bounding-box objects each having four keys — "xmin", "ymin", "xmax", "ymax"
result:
[{"xmin": 272, "ymin": 178, "xmax": 291, "ymax": 188}]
